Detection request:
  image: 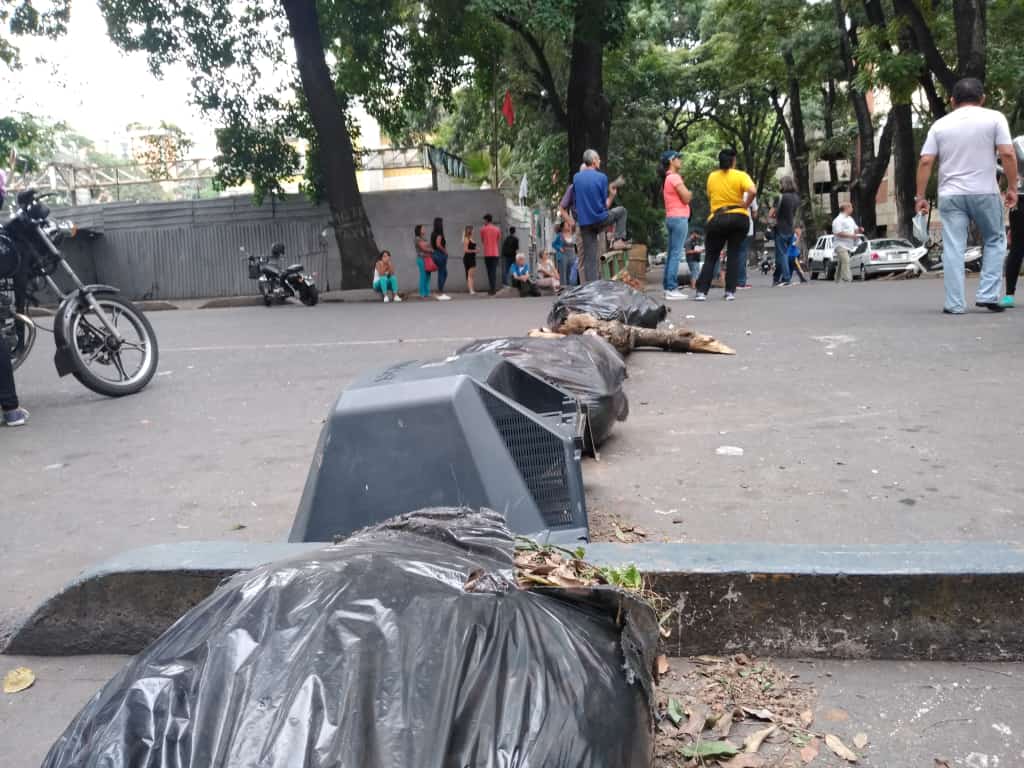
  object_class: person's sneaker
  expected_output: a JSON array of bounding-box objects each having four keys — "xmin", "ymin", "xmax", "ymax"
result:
[
  {"xmin": 737, "ymin": 284, "xmax": 752, "ymax": 290},
  {"xmin": 779, "ymin": 282, "xmax": 791, "ymax": 287},
  {"xmin": 393, "ymin": 295, "xmax": 403, "ymax": 303},
  {"xmin": 724, "ymin": 292, "xmax": 736, "ymax": 301},
  {"xmin": 1000, "ymin": 295, "xmax": 1015, "ymax": 308},
  {"xmin": 436, "ymin": 294, "xmax": 452, "ymax": 301},
  {"xmin": 383, "ymin": 295, "xmax": 390, "ymax": 303},
  {"xmin": 943, "ymin": 308, "xmax": 964, "ymax": 315},
  {"xmin": 664, "ymin": 289, "xmax": 688, "ymax": 301},
  {"xmin": 3, "ymin": 408, "xmax": 29, "ymax": 427},
  {"xmin": 694, "ymin": 293, "xmax": 707, "ymax": 302},
  {"xmin": 976, "ymin": 301, "xmax": 1005, "ymax": 313}
]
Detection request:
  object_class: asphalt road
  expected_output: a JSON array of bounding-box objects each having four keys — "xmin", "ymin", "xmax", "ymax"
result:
[
  {"xmin": 4, "ymin": 274, "xmax": 1024, "ymax": 640},
  {"xmin": 3, "ymin": 272, "xmax": 1024, "ymax": 765}
]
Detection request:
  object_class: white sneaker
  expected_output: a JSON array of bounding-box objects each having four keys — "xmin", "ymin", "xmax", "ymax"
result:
[
  {"xmin": 694, "ymin": 293, "xmax": 707, "ymax": 302},
  {"xmin": 724, "ymin": 292, "xmax": 736, "ymax": 301},
  {"xmin": 383, "ymin": 295, "xmax": 390, "ymax": 303},
  {"xmin": 436, "ymin": 294, "xmax": 451, "ymax": 301},
  {"xmin": 664, "ymin": 289, "xmax": 688, "ymax": 301},
  {"xmin": 393, "ymin": 295, "xmax": 402, "ymax": 303}
]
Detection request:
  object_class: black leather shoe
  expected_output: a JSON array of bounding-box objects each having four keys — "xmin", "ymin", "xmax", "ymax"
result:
[{"xmin": 976, "ymin": 302, "xmax": 1005, "ymax": 313}]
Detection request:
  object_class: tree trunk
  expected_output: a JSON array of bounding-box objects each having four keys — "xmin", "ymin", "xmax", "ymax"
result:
[
  {"xmin": 891, "ymin": 102, "xmax": 916, "ymax": 239},
  {"xmin": 823, "ymin": 80, "xmax": 840, "ymax": 218},
  {"xmin": 281, "ymin": 0, "xmax": 379, "ymax": 289},
  {"xmin": 891, "ymin": 0, "xmax": 956, "ymax": 93},
  {"xmin": 566, "ymin": 0, "xmax": 611, "ymax": 173},
  {"xmin": 954, "ymin": 0, "xmax": 986, "ymax": 81},
  {"xmin": 783, "ymin": 50, "xmax": 811, "ymax": 227},
  {"xmin": 835, "ymin": 0, "xmax": 893, "ymax": 236}
]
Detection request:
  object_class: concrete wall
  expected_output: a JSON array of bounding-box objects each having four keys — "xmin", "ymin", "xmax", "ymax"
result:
[{"xmin": 53, "ymin": 189, "xmax": 508, "ymax": 300}]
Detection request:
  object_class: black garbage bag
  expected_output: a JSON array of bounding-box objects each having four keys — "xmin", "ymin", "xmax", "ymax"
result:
[
  {"xmin": 547, "ymin": 280, "xmax": 667, "ymax": 329},
  {"xmin": 44, "ymin": 509, "xmax": 658, "ymax": 768},
  {"xmin": 457, "ymin": 335, "xmax": 629, "ymax": 451}
]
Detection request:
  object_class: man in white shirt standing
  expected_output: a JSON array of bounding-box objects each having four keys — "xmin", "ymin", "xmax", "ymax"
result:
[
  {"xmin": 831, "ymin": 202, "xmax": 861, "ymax": 283},
  {"xmin": 916, "ymin": 78, "xmax": 1018, "ymax": 314}
]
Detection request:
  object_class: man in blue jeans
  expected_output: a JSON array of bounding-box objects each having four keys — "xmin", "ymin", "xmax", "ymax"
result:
[{"xmin": 916, "ymin": 77, "xmax": 1018, "ymax": 314}]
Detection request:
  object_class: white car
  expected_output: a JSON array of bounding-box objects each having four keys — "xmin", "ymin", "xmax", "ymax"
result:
[
  {"xmin": 850, "ymin": 238, "xmax": 927, "ymax": 279},
  {"xmin": 807, "ymin": 234, "xmax": 867, "ymax": 280}
]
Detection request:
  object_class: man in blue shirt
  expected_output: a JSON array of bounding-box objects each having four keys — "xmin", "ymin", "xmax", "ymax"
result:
[
  {"xmin": 564, "ymin": 150, "xmax": 628, "ymax": 283},
  {"xmin": 508, "ymin": 253, "xmax": 540, "ymax": 297}
]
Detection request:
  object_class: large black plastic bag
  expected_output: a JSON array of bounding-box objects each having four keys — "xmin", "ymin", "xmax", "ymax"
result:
[
  {"xmin": 547, "ymin": 280, "xmax": 667, "ymax": 329},
  {"xmin": 457, "ymin": 335, "xmax": 629, "ymax": 451},
  {"xmin": 44, "ymin": 509, "xmax": 658, "ymax": 768}
]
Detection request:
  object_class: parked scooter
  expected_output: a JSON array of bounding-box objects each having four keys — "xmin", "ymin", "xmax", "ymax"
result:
[{"xmin": 242, "ymin": 243, "xmax": 319, "ymax": 306}]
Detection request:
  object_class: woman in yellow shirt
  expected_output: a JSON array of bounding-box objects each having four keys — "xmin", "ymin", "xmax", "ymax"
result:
[{"xmin": 696, "ymin": 148, "xmax": 757, "ymax": 301}]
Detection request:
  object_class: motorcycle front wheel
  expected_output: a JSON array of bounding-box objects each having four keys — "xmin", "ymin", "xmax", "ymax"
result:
[
  {"xmin": 299, "ymin": 284, "xmax": 319, "ymax": 306},
  {"xmin": 66, "ymin": 293, "xmax": 159, "ymax": 397}
]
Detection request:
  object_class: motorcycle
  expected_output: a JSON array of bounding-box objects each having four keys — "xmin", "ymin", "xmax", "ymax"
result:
[
  {"xmin": 242, "ymin": 243, "xmax": 319, "ymax": 307},
  {"xmin": 759, "ymin": 242, "xmax": 774, "ymax": 276},
  {"xmin": 1, "ymin": 188, "xmax": 159, "ymax": 397}
]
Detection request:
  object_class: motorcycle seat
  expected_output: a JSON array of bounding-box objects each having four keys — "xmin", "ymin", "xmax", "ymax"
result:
[
  {"xmin": 283, "ymin": 264, "xmax": 304, "ymax": 274},
  {"xmin": 260, "ymin": 264, "xmax": 281, "ymax": 276}
]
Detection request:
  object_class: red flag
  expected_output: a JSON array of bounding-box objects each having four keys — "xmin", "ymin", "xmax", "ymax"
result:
[{"xmin": 501, "ymin": 89, "xmax": 515, "ymax": 126}]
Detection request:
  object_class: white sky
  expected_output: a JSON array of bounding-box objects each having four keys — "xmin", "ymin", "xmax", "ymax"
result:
[
  {"xmin": 6, "ymin": 1, "xmax": 383, "ymax": 161},
  {"xmin": 7, "ymin": 1, "xmax": 219, "ymax": 156}
]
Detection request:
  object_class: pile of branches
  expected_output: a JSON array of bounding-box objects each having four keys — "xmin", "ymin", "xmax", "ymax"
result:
[{"xmin": 532, "ymin": 313, "xmax": 735, "ymax": 356}]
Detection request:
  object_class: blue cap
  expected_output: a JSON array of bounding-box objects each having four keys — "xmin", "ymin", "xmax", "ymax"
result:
[{"xmin": 661, "ymin": 150, "xmax": 680, "ymax": 164}]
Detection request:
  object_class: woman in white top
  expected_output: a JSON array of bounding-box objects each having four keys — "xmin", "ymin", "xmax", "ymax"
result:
[{"xmin": 535, "ymin": 251, "xmax": 561, "ymax": 293}]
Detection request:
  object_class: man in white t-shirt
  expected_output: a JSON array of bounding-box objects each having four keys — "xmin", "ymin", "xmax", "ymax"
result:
[
  {"xmin": 916, "ymin": 78, "xmax": 1019, "ymax": 314},
  {"xmin": 831, "ymin": 202, "xmax": 862, "ymax": 283}
]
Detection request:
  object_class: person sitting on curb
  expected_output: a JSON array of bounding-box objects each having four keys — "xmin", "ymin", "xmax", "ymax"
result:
[
  {"xmin": 372, "ymin": 250, "xmax": 401, "ymax": 303},
  {"xmin": 508, "ymin": 253, "xmax": 541, "ymax": 297},
  {"xmin": 535, "ymin": 250, "xmax": 561, "ymax": 293}
]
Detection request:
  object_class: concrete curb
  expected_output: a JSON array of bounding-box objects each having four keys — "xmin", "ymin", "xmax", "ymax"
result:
[{"xmin": 5, "ymin": 541, "xmax": 1023, "ymax": 660}]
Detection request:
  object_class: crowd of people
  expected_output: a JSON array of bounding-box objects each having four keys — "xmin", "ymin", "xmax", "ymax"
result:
[{"xmin": 648, "ymin": 77, "xmax": 1021, "ymax": 311}]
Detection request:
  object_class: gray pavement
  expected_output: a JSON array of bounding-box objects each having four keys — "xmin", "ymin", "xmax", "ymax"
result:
[
  {"xmin": 5, "ymin": 274, "xmax": 1024, "ymax": 640},
  {"xmin": 3, "ymin": 272, "xmax": 1024, "ymax": 763}
]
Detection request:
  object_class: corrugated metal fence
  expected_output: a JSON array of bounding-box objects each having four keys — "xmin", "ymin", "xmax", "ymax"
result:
[{"xmin": 53, "ymin": 189, "xmax": 507, "ymax": 300}]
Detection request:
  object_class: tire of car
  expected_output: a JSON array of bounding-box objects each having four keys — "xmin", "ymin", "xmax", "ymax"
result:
[
  {"xmin": 810, "ymin": 271, "xmax": 819, "ymax": 280},
  {"xmin": 858, "ymin": 263, "xmax": 867, "ymax": 281},
  {"xmin": 826, "ymin": 262, "xmax": 836, "ymax": 281}
]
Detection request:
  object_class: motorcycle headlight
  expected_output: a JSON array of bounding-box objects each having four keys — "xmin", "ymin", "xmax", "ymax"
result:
[{"xmin": 58, "ymin": 220, "xmax": 78, "ymax": 237}]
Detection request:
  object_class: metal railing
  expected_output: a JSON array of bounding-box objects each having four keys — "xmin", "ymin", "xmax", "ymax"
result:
[{"xmin": 5, "ymin": 144, "xmax": 468, "ymax": 204}]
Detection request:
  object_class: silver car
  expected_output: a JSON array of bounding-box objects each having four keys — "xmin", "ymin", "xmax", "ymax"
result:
[{"xmin": 850, "ymin": 238, "xmax": 926, "ymax": 279}]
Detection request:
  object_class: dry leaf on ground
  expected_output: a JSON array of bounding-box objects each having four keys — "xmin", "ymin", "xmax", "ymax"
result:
[
  {"xmin": 721, "ymin": 755, "xmax": 767, "ymax": 768},
  {"xmin": 800, "ymin": 709, "xmax": 814, "ymax": 727},
  {"xmin": 741, "ymin": 706, "xmax": 776, "ymax": 721},
  {"xmin": 823, "ymin": 708, "xmax": 849, "ymax": 722},
  {"xmin": 3, "ymin": 667, "xmax": 35, "ymax": 694},
  {"xmin": 657, "ymin": 655, "xmax": 670, "ymax": 676},
  {"xmin": 713, "ymin": 710, "xmax": 734, "ymax": 739},
  {"xmin": 853, "ymin": 733, "xmax": 868, "ymax": 750},
  {"xmin": 744, "ymin": 725, "xmax": 777, "ymax": 753},
  {"xmin": 825, "ymin": 733, "xmax": 859, "ymax": 762},
  {"xmin": 933, "ymin": 761, "xmax": 951, "ymax": 768},
  {"xmin": 683, "ymin": 703, "xmax": 710, "ymax": 739},
  {"xmin": 800, "ymin": 737, "xmax": 820, "ymax": 764}
]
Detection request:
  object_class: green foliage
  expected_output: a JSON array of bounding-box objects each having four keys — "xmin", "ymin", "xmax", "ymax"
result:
[
  {"xmin": 0, "ymin": 112, "xmax": 67, "ymax": 171},
  {"xmin": 0, "ymin": 0, "xmax": 68, "ymax": 68},
  {"xmin": 598, "ymin": 563, "xmax": 643, "ymax": 590}
]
